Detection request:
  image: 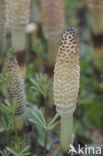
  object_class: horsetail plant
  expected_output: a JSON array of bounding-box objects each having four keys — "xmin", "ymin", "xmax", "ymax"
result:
[
  {"xmin": 6, "ymin": 0, "xmax": 31, "ymax": 78},
  {"xmin": 86, "ymin": 0, "xmax": 103, "ymax": 70},
  {"xmin": 86, "ymin": 0, "xmax": 103, "ymax": 91},
  {"xmin": 7, "ymin": 57, "xmax": 26, "ymax": 130},
  {"xmin": 40, "ymin": 0, "xmax": 64, "ymax": 40},
  {"xmin": 30, "ymin": 0, "xmax": 41, "ymax": 23},
  {"xmin": 6, "ymin": 0, "xmax": 30, "ymax": 50},
  {"xmin": 86, "ymin": 0, "xmax": 103, "ymax": 34},
  {"xmin": 53, "ymin": 28, "xmax": 80, "ymax": 152},
  {"xmin": 0, "ymin": 0, "xmax": 6, "ymax": 55},
  {"xmin": 40, "ymin": 0, "xmax": 64, "ymax": 67}
]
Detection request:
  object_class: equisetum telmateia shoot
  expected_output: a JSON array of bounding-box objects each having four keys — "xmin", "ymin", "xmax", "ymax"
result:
[
  {"xmin": 53, "ymin": 28, "xmax": 80, "ymax": 152},
  {"xmin": 40, "ymin": 0, "xmax": 64, "ymax": 67},
  {"xmin": 6, "ymin": 0, "xmax": 31, "ymax": 79},
  {"xmin": 87, "ymin": 0, "xmax": 103, "ymax": 72},
  {"xmin": 7, "ymin": 57, "xmax": 26, "ymax": 130},
  {"xmin": 6, "ymin": 0, "xmax": 30, "ymax": 50}
]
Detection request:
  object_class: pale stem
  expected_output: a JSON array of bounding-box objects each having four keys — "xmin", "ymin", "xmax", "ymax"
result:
[
  {"xmin": 48, "ymin": 40, "xmax": 58, "ymax": 67},
  {"xmin": 11, "ymin": 29, "xmax": 26, "ymax": 50},
  {"xmin": 60, "ymin": 114, "xmax": 73, "ymax": 152}
]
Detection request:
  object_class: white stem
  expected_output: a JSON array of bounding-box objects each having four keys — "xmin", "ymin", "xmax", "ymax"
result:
[
  {"xmin": 11, "ymin": 29, "xmax": 26, "ymax": 50},
  {"xmin": 60, "ymin": 114, "xmax": 73, "ymax": 152}
]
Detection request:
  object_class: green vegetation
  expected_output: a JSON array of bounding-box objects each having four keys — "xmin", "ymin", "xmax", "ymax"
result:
[{"xmin": 0, "ymin": 0, "xmax": 103, "ymax": 156}]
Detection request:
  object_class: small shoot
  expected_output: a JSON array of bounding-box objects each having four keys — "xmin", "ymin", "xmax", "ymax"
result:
[
  {"xmin": 0, "ymin": 72, "xmax": 10, "ymax": 87},
  {"xmin": 1, "ymin": 99, "xmax": 18, "ymax": 116},
  {"xmin": 6, "ymin": 143, "xmax": 30, "ymax": 156},
  {"xmin": 32, "ymin": 39, "xmax": 44, "ymax": 56},
  {"xmin": 29, "ymin": 109, "xmax": 60, "ymax": 131}
]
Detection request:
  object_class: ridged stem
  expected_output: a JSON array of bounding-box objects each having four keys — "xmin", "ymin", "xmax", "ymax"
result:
[{"xmin": 60, "ymin": 114, "xmax": 73, "ymax": 152}]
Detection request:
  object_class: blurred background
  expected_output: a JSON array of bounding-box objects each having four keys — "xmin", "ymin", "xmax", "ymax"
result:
[{"xmin": 0, "ymin": 0, "xmax": 103, "ymax": 155}]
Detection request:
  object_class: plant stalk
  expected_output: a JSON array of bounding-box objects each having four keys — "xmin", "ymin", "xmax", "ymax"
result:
[
  {"xmin": 43, "ymin": 128, "xmax": 48, "ymax": 156},
  {"xmin": 44, "ymin": 96, "xmax": 48, "ymax": 123},
  {"xmin": 48, "ymin": 40, "xmax": 58, "ymax": 67},
  {"xmin": 11, "ymin": 29, "xmax": 26, "ymax": 50},
  {"xmin": 12, "ymin": 113, "xmax": 19, "ymax": 153},
  {"xmin": 60, "ymin": 114, "xmax": 73, "ymax": 152},
  {"xmin": 6, "ymin": 129, "xmax": 9, "ymax": 146},
  {"xmin": 43, "ymin": 96, "xmax": 49, "ymax": 156}
]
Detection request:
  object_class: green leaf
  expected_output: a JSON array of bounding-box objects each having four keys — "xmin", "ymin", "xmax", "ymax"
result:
[
  {"xmin": 48, "ymin": 121, "xmax": 60, "ymax": 130},
  {"xmin": 20, "ymin": 145, "xmax": 30, "ymax": 154},
  {"xmin": 30, "ymin": 73, "xmax": 49, "ymax": 98},
  {"xmin": 38, "ymin": 109, "xmax": 46, "ymax": 125},
  {"xmin": 6, "ymin": 147, "xmax": 17, "ymax": 156},
  {"xmin": 29, "ymin": 119, "xmax": 43, "ymax": 128},
  {"xmin": 32, "ymin": 111, "xmax": 45, "ymax": 126},
  {"xmin": 30, "ymin": 78, "xmax": 39, "ymax": 89},
  {"xmin": 48, "ymin": 113, "xmax": 59, "ymax": 127},
  {"xmin": 49, "ymin": 148, "xmax": 62, "ymax": 156}
]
